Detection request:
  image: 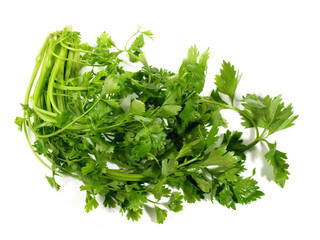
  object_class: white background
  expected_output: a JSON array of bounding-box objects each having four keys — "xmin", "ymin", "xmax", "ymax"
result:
[{"xmin": 1, "ymin": 0, "xmax": 319, "ymax": 239}]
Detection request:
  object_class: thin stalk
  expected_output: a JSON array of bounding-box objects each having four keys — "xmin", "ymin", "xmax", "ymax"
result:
[
  {"xmin": 177, "ymin": 154, "xmax": 203, "ymax": 169},
  {"xmin": 32, "ymin": 39, "xmax": 55, "ymax": 108},
  {"xmin": 200, "ymin": 97, "xmax": 260, "ymax": 138},
  {"xmin": 124, "ymin": 29, "xmax": 140, "ymax": 51},
  {"xmin": 60, "ymin": 41, "xmax": 102, "ymax": 56},
  {"xmin": 50, "ymin": 50, "xmax": 105, "ymax": 67},
  {"xmin": 47, "ymin": 43, "xmax": 68, "ymax": 114},
  {"xmin": 97, "ymin": 120, "xmax": 132, "ymax": 131},
  {"xmin": 64, "ymin": 44, "xmax": 75, "ymax": 81},
  {"xmin": 34, "ymin": 111, "xmax": 56, "ymax": 123},
  {"xmin": 72, "ymin": 51, "xmax": 81, "ymax": 80},
  {"xmin": 241, "ymin": 139, "xmax": 260, "ymax": 152},
  {"xmin": 56, "ymin": 45, "xmax": 68, "ymax": 112},
  {"xmin": 23, "ymin": 124, "xmax": 52, "ymax": 170},
  {"xmin": 33, "ymin": 106, "xmax": 57, "ymax": 117},
  {"xmin": 35, "ymin": 95, "xmax": 104, "ymax": 138},
  {"xmin": 53, "ymin": 83, "xmax": 91, "ymax": 91},
  {"xmin": 102, "ymin": 169, "xmax": 149, "ymax": 181},
  {"xmin": 23, "ymin": 34, "xmax": 52, "ymax": 170}
]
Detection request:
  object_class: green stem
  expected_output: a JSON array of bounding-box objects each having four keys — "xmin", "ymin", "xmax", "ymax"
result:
[
  {"xmin": 34, "ymin": 95, "xmax": 104, "ymax": 138},
  {"xmin": 199, "ymin": 98, "xmax": 231, "ymax": 109},
  {"xmin": 102, "ymin": 169, "xmax": 149, "ymax": 181},
  {"xmin": 33, "ymin": 111, "xmax": 56, "ymax": 123},
  {"xmin": 177, "ymin": 154, "xmax": 202, "ymax": 169},
  {"xmin": 33, "ymin": 106, "xmax": 57, "ymax": 117},
  {"xmin": 197, "ymin": 97, "xmax": 268, "ymax": 156},
  {"xmin": 97, "ymin": 120, "xmax": 133, "ymax": 131},
  {"xmin": 241, "ymin": 139, "xmax": 260, "ymax": 152},
  {"xmin": 60, "ymin": 41, "xmax": 101, "ymax": 56},
  {"xmin": 146, "ymin": 199, "xmax": 159, "ymax": 204},
  {"xmin": 23, "ymin": 122, "xmax": 52, "ymax": 170},
  {"xmin": 65, "ymin": 47, "xmax": 74, "ymax": 81},
  {"xmin": 50, "ymin": 49, "xmax": 104, "ymax": 67},
  {"xmin": 124, "ymin": 29, "xmax": 140, "ymax": 51},
  {"xmin": 47, "ymin": 43, "xmax": 68, "ymax": 114},
  {"xmin": 53, "ymin": 83, "xmax": 92, "ymax": 91},
  {"xmin": 236, "ymin": 109, "xmax": 260, "ymax": 138},
  {"xmin": 23, "ymin": 34, "xmax": 52, "ymax": 170},
  {"xmin": 33, "ymin": 39, "xmax": 55, "ymax": 108},
  {"xmin": 200, "ymin": 97, "xmax": 260, "ymax": 138}
]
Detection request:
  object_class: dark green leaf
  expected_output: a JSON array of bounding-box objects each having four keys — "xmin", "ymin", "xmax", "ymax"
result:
[
  {"xmin": 233, "ymin": 177, "xmax": 264, "ymax": 204},
  {"xmin": 216, "ymin": 184, "xmax": 236, "ymax": 209},
  {"xmin": 206, "ymin": 125, "xmax": 219, "ymax": 148},
  {"xmin": 181, "ymin": 177, "xmax": 204, "ymax": 203},
  {"xmin": 103, "ymin": 193, "xmax": 117, "ymax": 208},
  {"xmin": 192, "ymin": 174, "xmax": 211, "ymax": 193},
  {"xmin": 162, "ymin": 158, "xmax": 177, "ymax": 177},
  {"xmin": 179, "ymin": 100, "xmax": 200, "ymax": 126}
]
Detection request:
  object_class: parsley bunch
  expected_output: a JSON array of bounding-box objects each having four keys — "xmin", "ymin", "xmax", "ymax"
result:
[{"xmin": 16, "ymin": 26, "xmax": 298, "ymax": 223}]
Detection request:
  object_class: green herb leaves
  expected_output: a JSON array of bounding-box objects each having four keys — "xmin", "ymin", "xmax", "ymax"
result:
[
  {"xmin": 129, "ymin": 99, "xmax": 145, "ymax": 114},
  {"xmin": 242, "ymin": 94, "xmax": 298, "ymax": 135},
  {"xmin": 18, "ymin": 26, "xmax": 298, "ymax": 224},
  {"xmin": 264, "ymin": 142, "xmax": 289, "ymax": 188},
  {"xmin": 215, "ymin": 61, "xmax": 241, "ymax": 103},
  {"xmin": 179, "ymin": 45, "xmax": 209, "ymax": 94}
]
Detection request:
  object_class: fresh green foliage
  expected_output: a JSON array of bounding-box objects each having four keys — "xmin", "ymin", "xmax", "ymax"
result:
[
  {"xmin": 241, "ymin": 94, "xmax": 298, "ymax": 135},
  {"xmin": 16, "ymin": 26, "xmax": 298, "ymax": 223},
  {"xmin": 264, "ymin": 142, "xmax": 289, "ymax": 188},
  {"xmin": 214, "ymin": 60, "xmax": 241, "ymax": 104}
]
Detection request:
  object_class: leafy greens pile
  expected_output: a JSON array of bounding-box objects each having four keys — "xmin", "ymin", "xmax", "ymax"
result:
[{"xmin": 16, "ymin": 26, "xmax": 298, "ymax": 223}]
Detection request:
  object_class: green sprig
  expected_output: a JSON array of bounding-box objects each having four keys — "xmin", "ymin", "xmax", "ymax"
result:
[{"xmin": 16, "ymin": 26, "xmax": 298, "ymax": 223}]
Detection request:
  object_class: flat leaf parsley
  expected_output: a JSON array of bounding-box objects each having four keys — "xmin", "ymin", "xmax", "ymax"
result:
[{"xmin": 16, "ymin": 26, "xmax": 298, "ymax": 223}]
